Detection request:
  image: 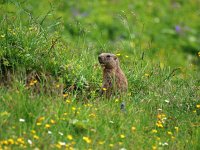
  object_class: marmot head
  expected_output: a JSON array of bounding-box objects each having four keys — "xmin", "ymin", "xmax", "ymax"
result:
[{"xmin": 98, "ymin": 53, "xmax": 119, "ymax": 69}]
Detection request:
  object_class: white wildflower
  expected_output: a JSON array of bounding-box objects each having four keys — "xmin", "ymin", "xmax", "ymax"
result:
[
  {"xmin": 165, "ymin": 100, "xmax": 170, "ymax": 103},
  {"xmin": 58, "ymin": 132, "xmax": 64, "ymax": 136},
  {"xmin": 109, "ymin": 121, "xmax": 114, "ymax": 124},
  {"xmin": 19, "ymin": 118, "xmax": 25, "ymax": 122},
  {"xmin": 28, "ymin": 139, "xmax": 32, "ymax": 145},
  {"xmin": 59, "ymin": 141, "xmax": 66, "ymax": 146}
]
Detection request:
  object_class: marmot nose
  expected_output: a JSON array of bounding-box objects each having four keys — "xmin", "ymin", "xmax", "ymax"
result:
[
  {"xmin": 98, "ymin": 56, "xmax": 103, "ymax": 63},
  {"xmin": 98, "ymin": 56, "xmax": 102, "ymax": 61}
]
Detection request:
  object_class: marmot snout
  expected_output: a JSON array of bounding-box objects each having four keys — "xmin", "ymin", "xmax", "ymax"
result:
[{"xmin": 98, "ymin": 53, "xmax": 128, "ymax": 96}]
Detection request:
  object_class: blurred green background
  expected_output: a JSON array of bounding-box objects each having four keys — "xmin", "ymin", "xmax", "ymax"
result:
[{"xmin": 1, "ymin": 0, "xmax": 200, "ymax": 68}]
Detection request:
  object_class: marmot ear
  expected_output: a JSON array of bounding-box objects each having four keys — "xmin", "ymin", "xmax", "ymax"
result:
[{"xmin": 114, "ymin": 56, "xmax": 118, "ymax": 60}]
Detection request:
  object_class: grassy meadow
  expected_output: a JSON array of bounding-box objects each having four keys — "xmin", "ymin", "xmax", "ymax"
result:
[{"xmin": 0, "ymin": 0, "xmax": 200, "ymax": 149}]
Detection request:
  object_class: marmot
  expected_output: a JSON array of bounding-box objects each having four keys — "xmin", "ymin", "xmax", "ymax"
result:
[{"xmin": 98, "ymin": 53, "xmax": 128, "ymax": 96}]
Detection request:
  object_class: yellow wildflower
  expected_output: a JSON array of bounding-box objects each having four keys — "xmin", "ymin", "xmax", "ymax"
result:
[
  {"xmin": 198, "ymin": 52, "xmax": 200, "ymax": 57},
  {"xmin": 69, "ymin": 147, "xmax": 74, "ymax": 150},
  {"xmin": 17, "ymin": 138, "xmax": 25, "ymax": 144},
  {"xmin": 120, "ymin": 134, "xmax": 125, "ymax": 139},
  {"xmin": 72, "ymin": 107, "xmax": 76, "ymax": 111},
  {"xmin": 89, "ymin": 113, "xmax": 96, "ymax": 118},
  {"xmin": 85, "ymin": 103, "xmax": 93, "ymax": 107},
  {"xmin": 157, "ymin": 114, "xmax": 166, "ymax": 119},
  {"xmin": 29, "ymin": 82, "xmax": 34, "ymax": 86},
  {"xmin": 55, "ymin": 143, "xmax": 62, "ymax": 149},
  {"xmin": 45, "ymin": 124, "xmax": 51, "ymax": 128},
  {"xmin": 152, "ymin": 129, "xmax": 157, "ymax": 133},
  {"xmin": 63, "ymin": 93, "xmax": 68, "ymax": 98},
  {"xmin": 109, "ymin": 144, "xmax": 114, "ymax": 147},
  {"xmin": 31, "ymin": 130, "xmax": 36, "ymax": 134},
  {"xmin": 125, "ymin": 55, "xmax": 129, "ymax": 58},
  {"xmin": 175, "ymin": 127, "xmax": 179, "ymax": 132},
  {"xmin": 83, "ymin": 136, "xmax": 91, "ymax": 144},
  {"xmin": 116, "ymin": 53, "xmax": 121, "ymax": 56},
  {"xmin": 131, "ymin": 126, "xmax": 136, "ymax": 132},
  {"xmin": 171, "ymin": 136, "xmax": 175, "ymax": 140},
  {"xmin": 152, "ymin": 146, "xmax": 157, "ymax": 150},
  {"xmin": 156, "ymin": 121, "xmax": 163, "ymax": 128},
  {"xmin": 66, "ymin": 99, "xmax": 71, "ymax": 104},
  {"xmin": 88, "ymin": 104, "xmax": 93, "ymax": 107},
  {"xmin": 2, "ymin": 140, "xmax": 8, "ymax": 145},
  {"xmin": 102, "ymin": 88, "xmax": 107, "ymax": 91},
  {"xmin": 36, "ymin": 122, "xmax": 42, "ymax": 126},
  {"xmin": 98, "ymin": 141, "xmax": 105, "ymax": 145},
  {"xmin": 156, "ymin": 137, "xmax": 160, "ymax": 141},
  {"xmin": 167, "ymin": 131, "xmax": 172, "ymax": 135},
  {"xmin": 71, "ymin": 141, "xmax": 76, "ymax": 145},
  {"xmin": 63, "ymin": 112, "xmax": 67, "ymax": 116},
  {"xmin": 50, "ymin": 119, "xmax": 56, "ymax": 124},
  {"xmin": 37, "ymin": 116, "xmax": 45, "ymax": 122},
  {"xmin": 115, "ymin": 99, "xmax": 119, "ymax": 102},
  {"xmin": 33, "ymin": 135, "xmax": 39, "ymax": 140},
  {"xmin": 29, "ymin": 79, "xmax": 37, "ymax": 86},
  {"xmin": 0, "ymin": 111, "xmax": 10, "ymax": 116},
  {"xmin": 145, "ymin": 73, "xmax": 150, "ymax": 77},
  {"xmin": 67, "ymin": 135, "xmax": 73, "ymax": 140},
  {"xmin": 66, "ymin": 143, "xmax": 70, "ymax": 148},
  {"xmin": 196, "ymin": 104, "xmax": 200, "ymax": 109},
  {"xmin": 8, "ymin": 139, "xmax": 14, "ymax": 145}
]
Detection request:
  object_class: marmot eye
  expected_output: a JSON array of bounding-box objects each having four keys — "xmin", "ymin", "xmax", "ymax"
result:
[{"xmin": 107, "ymin": 55, "xmax": 111, "ymax": 58}]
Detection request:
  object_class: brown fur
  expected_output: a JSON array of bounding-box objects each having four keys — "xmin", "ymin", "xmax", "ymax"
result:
[{"xmin": 98, "ymin": 53, "xmax": 128, "ymax": 96}]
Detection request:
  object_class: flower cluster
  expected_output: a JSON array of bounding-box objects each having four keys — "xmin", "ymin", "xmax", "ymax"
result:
[
  {"xmin": 29, "ymin": 79, "xmax": 38, "ymax": 86},
  {"xmin": 83, "ymin": 136, "xmax": 92, "ymax": 144},
  {"xmin": 156, "ymin": 113, "xmax": 166, "ymax": 128},
  {"xmin": 151, "ymin": 111, "xmax": 180, "ymax": 149},
  {"xmin": 0, "ymin": 137, "xmax": 27, "ymax": 149}
]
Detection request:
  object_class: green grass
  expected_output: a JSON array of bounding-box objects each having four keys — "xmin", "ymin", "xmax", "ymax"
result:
[{"xmin": 0, "ymin": 0, "xmax": 200, "ymax": 149}]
